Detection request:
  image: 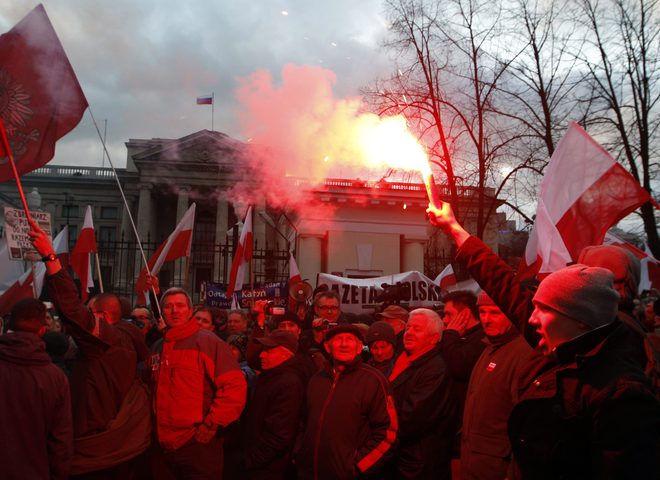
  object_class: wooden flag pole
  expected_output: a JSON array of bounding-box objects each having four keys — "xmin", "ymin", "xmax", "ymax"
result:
[
  {"xmin": 94, "ymin": 252, "xmax": 104, "ymax": 293},
  {"xmin": 0, "ymin": 117, "xmax": 32, "ymax": 219}
]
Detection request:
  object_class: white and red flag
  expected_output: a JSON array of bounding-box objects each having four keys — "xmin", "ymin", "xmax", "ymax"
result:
[
  {"xmin": 289, "ymin": 251, "xmax": 302, "ymax": 286},
  {"xmin": 0, "ymin": 4, "xmax": 88, "ymax": 181},
  {"xmin": 0, "ymin": 226, "xmax": 68, "ymax": 317},
  {"xmin": 70, "ymin": 205, "xmax": 97, "ymax": 302},
  {"xmin": 520, "ymin": 122, "xmax": 658, "ymax": 279},
  {"xmin": 226, "ymin": 206, "xmax": 253, "ymax": 299},
  {"xmin": 135, "ymin": 203, "xmax": 196, "ymax": 302},
  {"xmin": 434, "ymin": 264, "xmax": 457, "ymax": 290},
  {"xmin": 603, "ymin": 232, "xmax": 660, "ymax": 293}
]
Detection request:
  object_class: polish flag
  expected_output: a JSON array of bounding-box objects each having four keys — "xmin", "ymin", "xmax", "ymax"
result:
[
  {"xmin": 434, "ymin": 264, "xmax": 457, "ymax": 290},
  {"xmin": 603, "ymin": 232, "xmax": 660, "ymax": 293},
  {"xmin": 0, "ymin": 236, "xmax": 26, "ymax": 292},
  {"xmin": 135, "ymin": 204, "xmax": 196, "ymax": 302},
  {"xmin": 0, "ymin": 227, "xmax": 69, "ymax": 317},
  {"xmin": 70, "ymin": 205, "xmax": 97, "ymax": 301},
  {"xmin": 226, "ymin": 206, "xmax": 253, "ymax": 298},
  {"xmin": 289, "ymin": 252, "xmax": 302, "ymax": 285},
  {"xmin": 520, "ymin": 122, "xmax": 657, "ymax": 279}
]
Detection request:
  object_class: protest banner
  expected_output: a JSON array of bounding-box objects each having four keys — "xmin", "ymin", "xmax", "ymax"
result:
[
  {"xmin": 201, "ymin": 280, "xmax": 288, "ymax": 309},
  {"xmin": 3, "ymin": 207, "xmax": 51, "ymax": 261}
]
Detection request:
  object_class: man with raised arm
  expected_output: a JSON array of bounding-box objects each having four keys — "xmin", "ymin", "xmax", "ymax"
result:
[{"xmin": 426, "ymin": 201, "xmax": 660, "ymax": 478}]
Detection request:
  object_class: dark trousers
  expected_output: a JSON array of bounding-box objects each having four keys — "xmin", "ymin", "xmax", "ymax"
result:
[{"xmin": 151, "ymin": 436, "xmax": 224, "ymax": 480}]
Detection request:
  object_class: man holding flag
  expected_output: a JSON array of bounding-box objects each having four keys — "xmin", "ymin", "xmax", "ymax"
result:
[{"xmin": 425, "ymin": 123, "xmax": 660, "ymax": 478}]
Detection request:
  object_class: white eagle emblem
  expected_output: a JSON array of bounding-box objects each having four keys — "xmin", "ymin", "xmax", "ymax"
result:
[{"xmin": 0, "ymin": 68, "xmax": 40, "ymax": 164}]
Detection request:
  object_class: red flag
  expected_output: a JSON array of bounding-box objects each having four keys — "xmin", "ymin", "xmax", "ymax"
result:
[
  {"xmin": 0, "ymin": 4, "xmax": 88, "ymax": 181},
  {"xmin": 135, "ymin": 204, "xmax": 196, "ymax": 302},
  {"xmin": 70, "ymin": 205, "xmax": 97, "ymax": 301},
  {"xmin": 226, "ymin": 206, "xmax": 253, "ymax": 298},
  {"xmin": 434, "ymin": 264, "xmax": 457, "ymax": 290},
  {"xmin": 520, "ymin": 122, "xmax": 657, "ymax": 279},
  {"xmin": 0, "ymin": 271, "xmax": 34, "ymax": 318}
]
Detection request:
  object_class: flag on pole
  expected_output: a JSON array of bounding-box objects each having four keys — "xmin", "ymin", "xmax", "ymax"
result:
[
  {"xmin": 135, "ymin": 204, "xmax": 196, "ymax": 303},
  {"xmin": 70, "ymin": 205, "xmax": 97, "ymax": 301},
  {"xmin": 0, "ymin": 236, "xmax": 26, "ymax": 291},
  {"xmin": 226, "ymin": 206, "xmax": 253, "ymax": 299},
  {"xmin": 289, "ymin": 251, "xmax": 302, "ymax": 285},
  {"xmin": 520, "ymin": 122, "xmax": 657, "ymax": 279},
  {"xmin": 603, "ymin": 233, "xmax": 660, "ymax": 293},
  {"xmin": 0, "ymin": 226, "xmax": 68, "ymax": 317},
  {"xmin": 196, "ymin": 95, "xmax": 213, "ymax": 105},
  {"xmin": 434, "ymin": 264, "xmax": 457, "ymax": 290},
  {"xmin": 0, "ymin": 4, "xmax": 88, "ymax": 182}
]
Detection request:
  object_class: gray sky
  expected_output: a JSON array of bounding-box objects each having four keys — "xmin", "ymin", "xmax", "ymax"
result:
[{"xmin": 0, "ymin": 0, "xmax": 394, "ymax": 168}]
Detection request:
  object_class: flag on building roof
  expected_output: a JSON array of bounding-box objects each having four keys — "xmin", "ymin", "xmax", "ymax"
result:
[
  {"xmin": 70, "ymin": 205, "xmax": 97, "ymax": 302},
  {"xmin": 226, "ymin": 206, "xmax": 253, "ymax": 299},
  {"xmin": 196, "ymin": 95, "xmax": 213, "ymax": 105},
  {"xmin": 135, "ymin": 204, "xmax": 196, "ymax": 303},
  {"xmin": 520, "ymin": 122, "xmax": 657, "ymax": 280},
  {"xmin": 0, "ymin": 4, "xmax": 88, "ymax": 182}
]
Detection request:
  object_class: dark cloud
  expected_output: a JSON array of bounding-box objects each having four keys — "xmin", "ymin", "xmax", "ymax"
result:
[{"xmin": 1, "ymin": 0, "xmax": 392, "ymax": 167}]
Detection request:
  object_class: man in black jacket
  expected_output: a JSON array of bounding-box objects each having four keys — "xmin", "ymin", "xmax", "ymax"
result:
[
  {"xmin": 297, "ymin": 324, "xmax": 398, "ymax": 479},
  {"xmin": 244, "ymin": 330, "xmax": 305, "ymax": 479},
  {"xmin": 426, "ymin": 200, "xmax": 660, "ymax": 479},
  {"xmin": 0, "ymin": 298, "xmax": 73, "ymax": 480},
  {"xmin": 385, "ymin": 308, "xmax": 457, "ymax": 479}
]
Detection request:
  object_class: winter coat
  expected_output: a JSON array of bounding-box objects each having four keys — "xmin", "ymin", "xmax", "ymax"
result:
[
  {"xmin": 46, "ymin": 269, "xmax": 137, "ymax": 438},
  {"xmin": 460, "ymin": 330, "xmax": 533, "ymax": 480},
  {"xmin": 149, "ymin": 318, "xmax": 247, "ymax": 451},
  {"xmin": 0, "ymin": 331, "xmax": 73, "ymax": 480},
  {"xmin": 385, "ymin": 346, "xmax": 457, "ymax": 479},
  {"xmin": 456, "ymin": 235, "xmax": 660, "ymax": 478},
  {"xmin": 439, "ymin": 324, "xmax": 487, "ymax": 432},
  {"xmin": 297, "ymin": 356, "xmax": 398, "ymax": 480},
  {"xmin": 244, "ymin": 356, "xmax": 305, "ymax": 478}
]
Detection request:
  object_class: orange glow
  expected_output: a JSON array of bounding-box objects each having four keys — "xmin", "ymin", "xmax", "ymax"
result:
[{"xmin": 356, "ymin": 115, "xmax": 431, "ymax": 176}]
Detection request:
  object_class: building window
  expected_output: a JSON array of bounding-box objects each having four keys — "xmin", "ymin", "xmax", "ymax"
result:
[
  {"xmin": 62, "ymin": 205, "xmax": 78, "ymax": 219},
  {"xmin": 100, "ymin": 206, "xmax": 118, "ymax": 219},
  {"xmin": 99, "ymin": 226, "xmax": 116, "ymax": 243}
]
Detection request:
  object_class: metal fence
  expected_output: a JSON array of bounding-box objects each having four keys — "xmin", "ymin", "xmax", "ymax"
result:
[{"xmin": 94, "ymin": 239, "xmax": 291, "ymax": 304}]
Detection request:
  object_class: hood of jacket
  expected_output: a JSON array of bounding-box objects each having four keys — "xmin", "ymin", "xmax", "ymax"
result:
[{"xmin": 0, "ymin": 331, "xmax": 52, "ymax": 366}]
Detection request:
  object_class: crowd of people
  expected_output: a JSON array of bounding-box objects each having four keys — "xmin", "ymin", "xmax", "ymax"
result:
[{"xmin": 0, "ymin": 211, "xmax": 659, "ymax": 480}]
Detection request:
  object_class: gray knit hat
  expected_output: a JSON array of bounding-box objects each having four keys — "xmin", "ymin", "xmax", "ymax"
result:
[{"xmin": 533, "ymin": 264, "xmax": 620, "ymax": 329}]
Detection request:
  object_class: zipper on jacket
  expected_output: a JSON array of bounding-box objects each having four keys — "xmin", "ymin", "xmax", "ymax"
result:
[{"xmin": 313, "ymin": 370, "xmax": 341, "ymax": 480}]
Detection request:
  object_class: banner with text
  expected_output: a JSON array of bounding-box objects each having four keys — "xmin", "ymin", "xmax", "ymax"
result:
[
  {"xmin": 3, "ymin": 207, "xmax": 52, "ymax": 261},
  {"xmin": 200, "ymin": 280, "xmax": 288, "ymax": 309},
  {"xmin": 318, "ymin": 271, "xmax": 447, "ymax": 314}
]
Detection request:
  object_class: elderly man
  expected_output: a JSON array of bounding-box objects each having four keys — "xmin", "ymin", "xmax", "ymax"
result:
[
  {"xmin": 460, "ymin": 293, "xmax": 533, "ymax": 479},
  {"xmin": 0, "ymin": 298, "xmax": 73, "ymax": 480},
  {"xmin": 243, "ymin": 331, "xmax": 305, "ymax": 479},
  {"xmin": 385, "ymin": 308, "xmax": 457, "ymax": 479},
  {"xmin": 298, "ymin": 324, "xmax": 397, "ymax": 479},
  {"xmin": 427, "ymin": 201, "xmax": 660, "ymax": 478},
  {"xmin": 149, "ymin": 287, "xmax": 247, "ymax": 479}
]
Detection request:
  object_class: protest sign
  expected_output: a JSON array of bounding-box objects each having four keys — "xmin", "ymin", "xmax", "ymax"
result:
[
  {"xmin": 3, "ymin": 207, "xmax": 51, "ymax": 261},
  {"xmin": 201, "ymin": 280, "xmax": 288, "ymax": 309}
]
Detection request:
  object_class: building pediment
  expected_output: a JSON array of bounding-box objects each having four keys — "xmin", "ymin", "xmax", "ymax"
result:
[{"xmin": 128, "ymin": 130, "xmax": 247, "ymax": 174}]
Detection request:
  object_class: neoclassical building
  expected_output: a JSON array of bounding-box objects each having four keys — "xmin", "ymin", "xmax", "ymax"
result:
[{"xmin": 0, "ymin": 130, "xmax": 508, "ymax": 300}]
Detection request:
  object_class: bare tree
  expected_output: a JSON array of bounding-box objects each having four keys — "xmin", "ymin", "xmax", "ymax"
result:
[
  {"xmin": 575, "ymin": 0, "xmax": 660, "ymax": 256},
  {"xmin": 366, "ymin": 0, "xmax": 528, "ymax": 238}
]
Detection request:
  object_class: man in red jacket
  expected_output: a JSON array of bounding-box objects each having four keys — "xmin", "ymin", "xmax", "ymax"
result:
[{"xmin": 149, "ymin": 287, "xmax": 247, "ymax": 479}]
